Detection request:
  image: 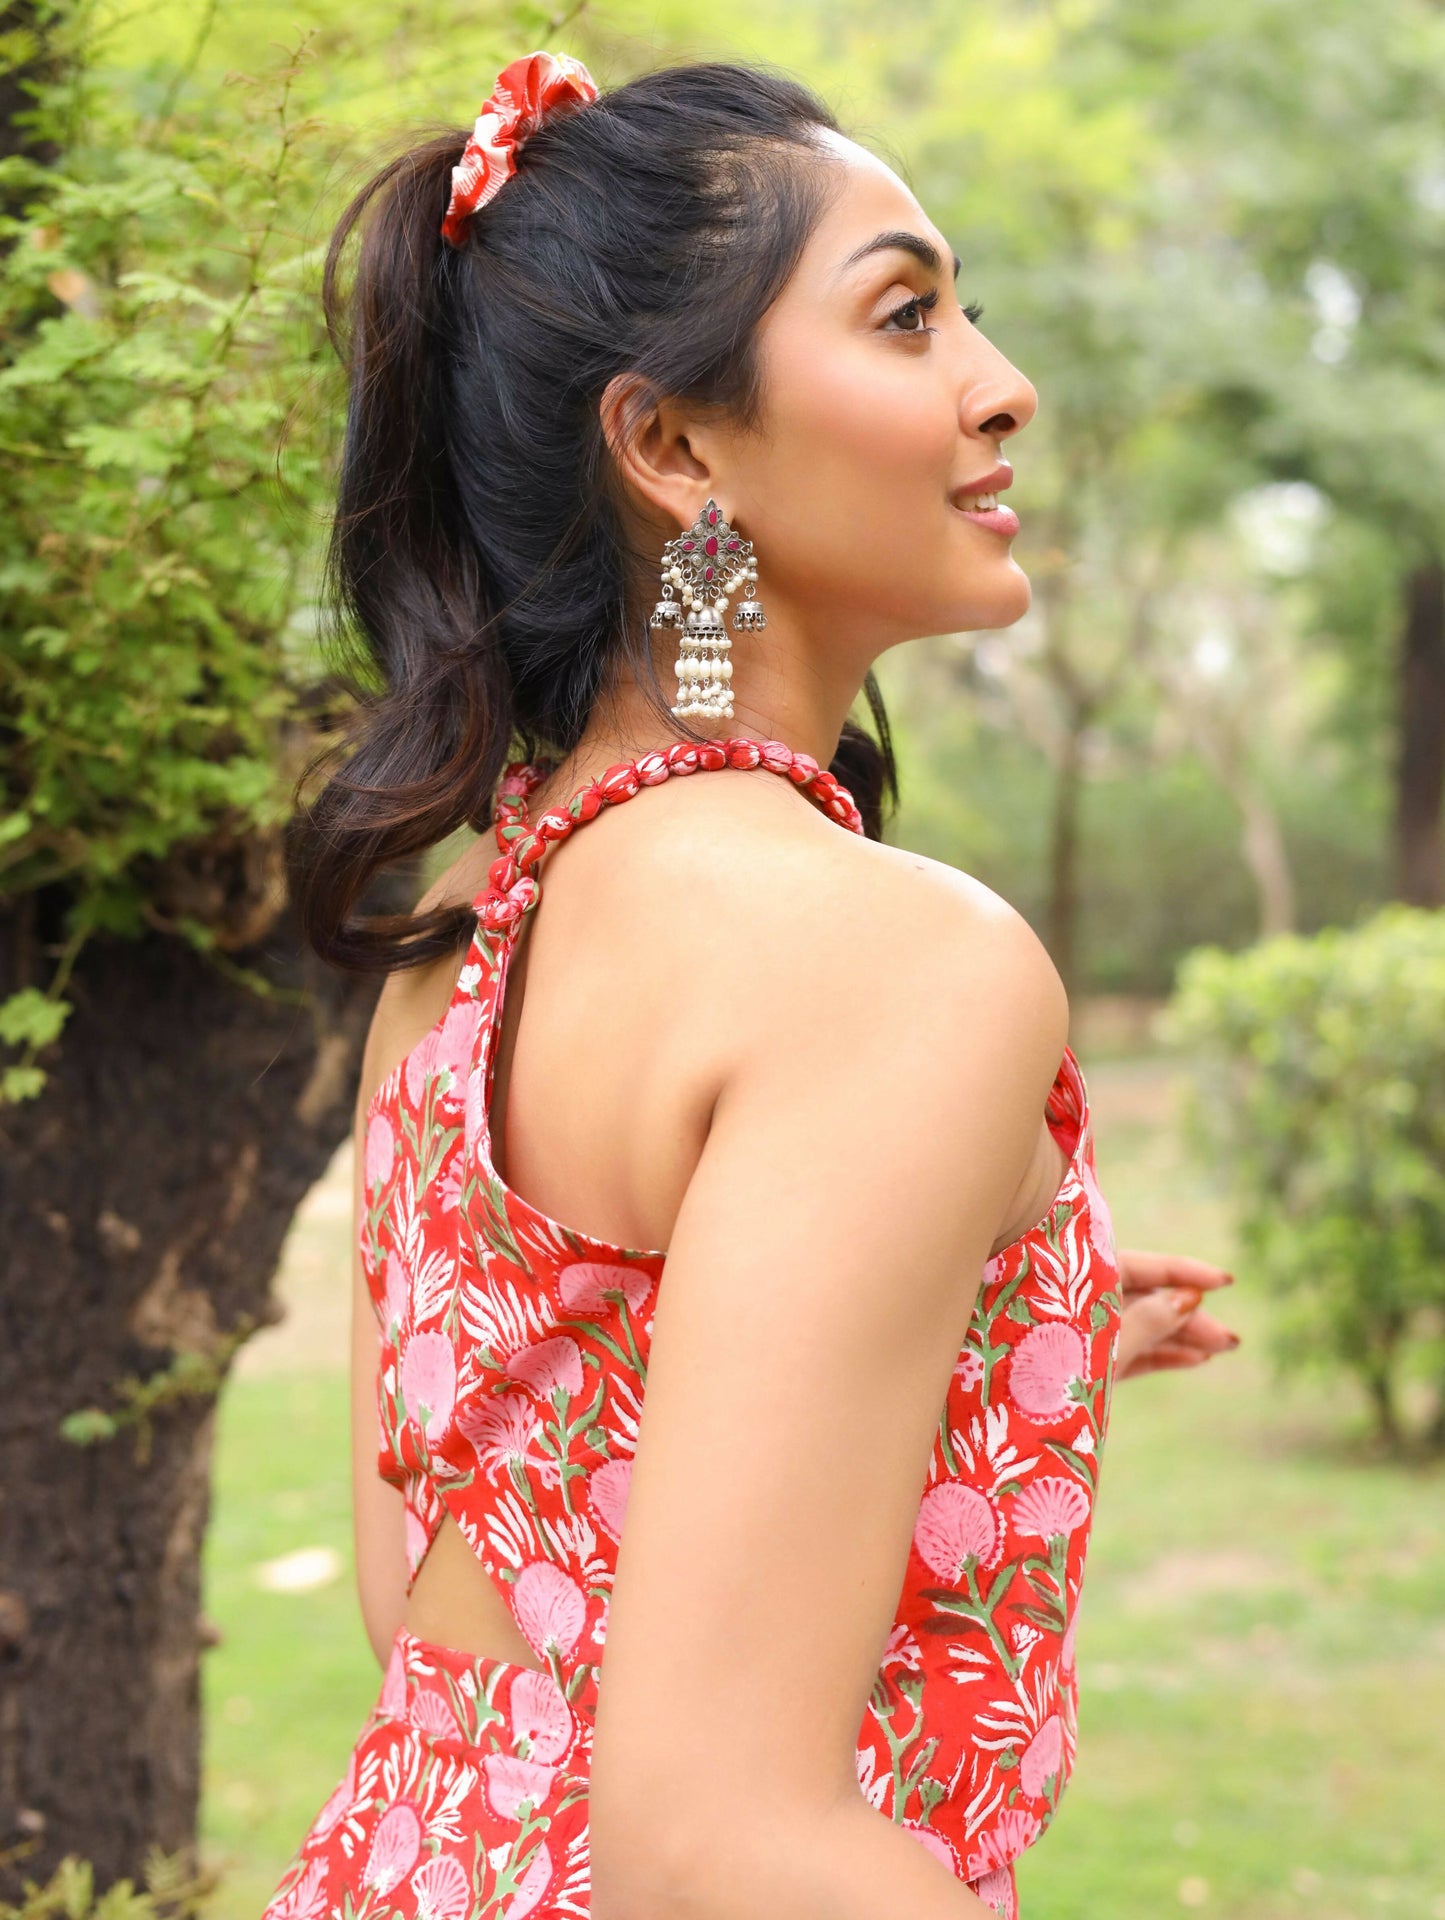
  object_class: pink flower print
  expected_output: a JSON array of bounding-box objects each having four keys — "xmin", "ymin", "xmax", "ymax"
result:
[
  {"xmin": 506, "ymin": 1335, "xmax": 584, "ymax": 1401},
  {"xmin": 378, "ymin": 1636, "xmax": 408, "ymax": 1719},
  {"xmin": 1012, "ymin": 1474, "xmax": 1091, "ymax": 1543},
  {"xmin": 404, "ymin": 1505, "xmax": 431, "ymax": 1575},
  {"xmin": 1019, "ymin": 1714, "xmax": 1063, "ymax": 1797},
  {"xmin": 558, "ymin": 1260, "xmax": 654, "ymax": 1314},
  {"xmin": 265, "ymin": 1855, "xmax": 329, "ymax": 1920},
  {"xmin": 1079, "ymin": 1156, "xmax": 1116, "ymax": 1263},
  {"xmin": 1008, "ymin": 1322, "xmax": 1089, "ymax": 1422},
  {"xmin": 364, "ymin": 1111, "xmax": 396, "ymax": 1189},
  {"xmin": 465, "ymin": 1061, "xmax": 487, "ymax": 1160},
  {"xmin": 980, "ymin": 1250, "xmax": 1009, "ymax": 1293},
  {"xmin": 457, "ymin": 1390, "xmax": 543, "ymax": 1474},
  {"xmin": 512, "ymin": 1560, "xmax": 587, "ymax": 1661},
  {"xmin": 587, "ymin": 1457, "xmax": 632, "ymax": 1543},
  {"xmin": 405, "ymin": 1028, "xmax": 441, "ymax": 1108},
  {"xmin": 914, "ymin": 1482, "xmax": 1004, "ymax": 1579},
  {"xmin": 878, "ymin": 1621, "xmax": 922, "ymax": 1674},
  {"xmin": 433, "ymin": 1000, "xmax": 482, "ymax": 1101},
  {"xmin": 965, "ymin": 1808, "xmax": 1041, "ymax": 1878},
  {"xmin": 902, "ymin": 1822, "xmax": 963, "ymax": 1878},
  {"xmin": 507, "ymin": 1668, "xmax": 576, "ymax": 1763},
  {"xmin": 310, "ymin": 1753, "xmax": 356, "ymax": 1842},
  {"xmin": 505, "ymin": 1837, "xmax": 558, "ymax": 1920},
  {"xmin": 409, "ymin": 1854, "xmax": 470, "ymax": 1920},
  {"xmin": 1060, "ymin": 1607, "xmax": 1079, "ymax": 1674},
  {"xmin": 362, "ymin": 1802, "xmax": 422, "ymax": 1894},
  {"xmin": 409, "ymin": 1685, "xmax": 463, "ymax": 1742},
  {"xmin": 382, "ymin": 1251, "xmax": 409, "ymax": 1333},
  {"xmin": 590, "ymin": 1591, "xmax": 610, "ymax": 1647},
  {"xmin": 855, "ymin": 1743, "xmax": 887, "ymax": 1813},
  {"xmin": 954, "ymin": 1344, "xmax": 984, "ymax": 1392},
  {"xmin": 975, "ymin": 1867, "xmax": 1017, "ymax": 1920},
  {"xmin": 437, "ymin": 1155, "xmax": 465, "ymax": 1215},
  {"xmin": 481, "ymin": 1752, "xmax": 558, "ymax": 1821},
  {"xmin": 401, "ymin": 1331, "xmax": 457, "ymax": 1442}
]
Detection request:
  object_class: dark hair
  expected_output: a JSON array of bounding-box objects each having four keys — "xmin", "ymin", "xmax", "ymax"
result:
[{"xmin": 287, "ymin": 60, "xmax": 899, "ymax": 974}]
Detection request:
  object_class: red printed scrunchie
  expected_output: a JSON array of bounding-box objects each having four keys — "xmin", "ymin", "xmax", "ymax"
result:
[{"xmin": 440, "ymin": 51, "xmax": 598, "ymax": 247}]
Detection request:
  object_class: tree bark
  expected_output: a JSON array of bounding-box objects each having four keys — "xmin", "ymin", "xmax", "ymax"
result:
[
  {"xmin": 1047, "ymin": 710, "xmax": 1088, "ymax": 999},
  {"xmin": 1239, "ymin": 782, "xmax": 1294, "ymax": 939},
  {"xmin": 0, "ymin": 1, "xmax": 61, "ymax": 171},
  {"xmin": 1392, "ymin": 558, "xmax": 1445, "ymax": 907},
  {"xmin": 0, "ymin": 861, "xmax": 410, "ymax": 1897}
]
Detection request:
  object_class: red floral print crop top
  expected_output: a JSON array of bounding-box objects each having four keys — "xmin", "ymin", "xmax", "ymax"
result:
[{"xmin": 356, "ymin": 735, "xmax": 1123, "ymax": 1910}]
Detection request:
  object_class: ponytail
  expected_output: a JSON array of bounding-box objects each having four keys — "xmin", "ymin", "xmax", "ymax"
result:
[{"xmin": 286, "ymin": 67, "xmax": 898, "ymax": 975}]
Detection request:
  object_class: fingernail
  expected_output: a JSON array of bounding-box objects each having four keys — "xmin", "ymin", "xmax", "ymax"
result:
[
  {"xmin": 1224, "ymin": 1332, "xmax": 1241, "ymax": 1348},
  {"xmin": 1170, "ymin": 1286, "xmax": 1203, "ymax": 1315}
]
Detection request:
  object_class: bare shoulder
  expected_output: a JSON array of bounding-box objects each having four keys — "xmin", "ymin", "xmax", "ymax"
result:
[{"xmin": 603, "ymin": 765, "xmax": 1069, "ymax": 1089}]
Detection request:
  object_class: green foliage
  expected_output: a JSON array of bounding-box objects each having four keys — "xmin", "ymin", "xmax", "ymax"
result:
[
  {"xmin": 0, "ymin": 1845, "xmax": 213, "ymax": 1919},
  {"xmin": 0, "ymin": 4, "xmax": 340, "ymax": 1103},
  {"xmin": 58, "ymin": 1313, "xmax": 261, "ymax": 1465},
  {"xmin": 1164, "ymin": 905, "xmax": 1445, "ymax": 1448}
]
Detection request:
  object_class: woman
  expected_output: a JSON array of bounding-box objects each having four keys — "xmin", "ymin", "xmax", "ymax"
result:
[{"xmin": 266, "ymin": 52, "xmax": 1237, "ymax": 1920}]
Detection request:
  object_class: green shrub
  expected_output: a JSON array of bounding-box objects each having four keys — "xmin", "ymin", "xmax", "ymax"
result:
[
  {"xmin": 1164, "ymin": 905, "xmax": 1445, "ymax": 1450},
  {"xmin": 0, "ymin": 1846, "xmax": 210, "ymax": 1919},
  {"xmin": 0, "ymin": 11, "xmax": 339, "ymax": 1104}
]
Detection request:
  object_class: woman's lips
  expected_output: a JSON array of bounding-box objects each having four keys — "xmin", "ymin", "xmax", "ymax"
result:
[{"xmin": 955, "ymin": 500, "xmax": 1020, "ymax": 536}]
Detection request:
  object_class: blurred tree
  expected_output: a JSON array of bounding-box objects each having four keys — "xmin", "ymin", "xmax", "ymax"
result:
[
  {"xmin": 0, "ymin": 0, "xmax": 525, "ymax": 1890},
  {"xmin": 1101, "ymin": 0, "xmax": 1445, "ymax": 904},
  {"xmin": 893, "ymin": 8, "xmax": 1269, "ymax": 989}
]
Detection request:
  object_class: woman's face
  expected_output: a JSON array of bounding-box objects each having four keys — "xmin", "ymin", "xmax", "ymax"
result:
[{"xmin": 717, "ymin": 132, "xmax": 1038, "ymax": 658}]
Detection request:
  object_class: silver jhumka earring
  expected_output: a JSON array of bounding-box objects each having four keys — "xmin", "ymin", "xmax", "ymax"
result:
[{"xmin": 649, "ymin": 498, "xmax": 767, "ymax": 721}]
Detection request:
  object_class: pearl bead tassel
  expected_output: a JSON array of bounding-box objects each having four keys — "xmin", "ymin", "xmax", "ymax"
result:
[{"xmin": 650, "ymin": 497, "xmax": 764, "ymax": 719}]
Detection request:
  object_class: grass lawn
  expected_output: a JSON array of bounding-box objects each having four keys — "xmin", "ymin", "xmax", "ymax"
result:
[{"xmin": 199, "ymin": 1054, "xmax": 1445, "ymax": 1920}]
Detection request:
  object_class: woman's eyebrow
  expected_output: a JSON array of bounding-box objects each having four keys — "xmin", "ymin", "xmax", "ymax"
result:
[{"xmin": 838, "ymin": 229, "xmax": 963, "ymax": 280}]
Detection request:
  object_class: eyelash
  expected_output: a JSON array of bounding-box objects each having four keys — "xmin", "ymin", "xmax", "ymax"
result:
[{"xmin": 884, "ymin": 288, "xmax": 986, "ymax": 334}]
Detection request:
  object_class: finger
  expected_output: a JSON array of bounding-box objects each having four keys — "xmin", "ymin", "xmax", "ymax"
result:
[
  {"xmin": 1169, "ymin": 1311, "xmax": 1242, "ymax": 1354},
  {"xmin": 1114, "ymin": 1287, "xmax": 1205, "ymax": 1371},
  {"xmin": 1117, "ymin": 1345, "xmax": 1212, "ymax": 1379},
  {"xmin": 1118, "ymin": 1249, "xmax": 1235, "ymax": 1294}
]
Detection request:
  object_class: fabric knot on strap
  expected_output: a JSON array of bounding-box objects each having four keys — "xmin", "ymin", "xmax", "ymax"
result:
[{"xmin": 478, "ymin": 870, "xmax": 540, "ymax": 931}]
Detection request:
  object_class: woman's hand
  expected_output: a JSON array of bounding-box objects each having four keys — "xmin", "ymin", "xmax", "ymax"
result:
[{"xmin": 1113, "ymin": 1248, "xmax": 1240, "ymax": 1381}]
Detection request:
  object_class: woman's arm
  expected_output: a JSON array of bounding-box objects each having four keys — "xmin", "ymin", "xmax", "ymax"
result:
[{"xmin": 587, "ymin": 863, "xmax": 1069, "ymax": 1920}]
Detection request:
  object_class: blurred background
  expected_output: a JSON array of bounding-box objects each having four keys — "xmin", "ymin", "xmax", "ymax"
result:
[{"xmin": 1, "ymin": 1, "xmax": 1442, "ymax": 1916}]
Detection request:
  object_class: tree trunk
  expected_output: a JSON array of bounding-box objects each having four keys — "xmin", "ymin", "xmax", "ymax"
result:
[
  {"xmin": 0, "ymin": 1, "xmax": 62, "ymax": 177},
  {"xmin": 1047, "ymin": 711, "xmax": 1087, "ymax": 997},
  {"xmin": 0, "ymin": 867, "xmax": 406, "ymax": 1897},
  {"xmin": 1392, "ymin": 558, "xmax": 1445, "ymax": 907},
  {"xmin": 1238, "ymin": 776, "xmax": 1295, "ymax": 939}
]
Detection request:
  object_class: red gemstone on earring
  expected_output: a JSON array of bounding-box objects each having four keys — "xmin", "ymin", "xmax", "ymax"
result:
[
  {"xmin": 704, "ymin": 536, "xmax": 718, "ymax": 555},
  {"xmin": 704, "ymin": 566, "xmax": 715, "ymax": 580},
  {"xmin": 707, "ymin": 507, "xmax": 718, "ymax": 525},
  {"xmin": 726, "ymin": 538, "xmax": 740, "ymax": 549}
]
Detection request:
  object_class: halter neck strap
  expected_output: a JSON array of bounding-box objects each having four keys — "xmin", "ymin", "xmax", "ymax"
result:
[{"xmin": 472, "ymin": 735, "xmax": 865, "ymax": 934}]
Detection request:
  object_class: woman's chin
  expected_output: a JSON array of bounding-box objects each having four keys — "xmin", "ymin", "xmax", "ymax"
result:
[{"xmin": 944, "ymin": 569, "xmax": 1032, "ymax": 633}]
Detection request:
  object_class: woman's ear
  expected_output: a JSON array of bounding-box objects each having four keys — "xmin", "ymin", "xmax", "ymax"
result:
[{"xmin": 599, "ymin": 372, "xmax": 718, "ymax": 534}]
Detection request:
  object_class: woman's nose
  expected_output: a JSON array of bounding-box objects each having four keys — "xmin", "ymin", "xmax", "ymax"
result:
[{"xmin": 967, "ymin": 357, "xmax": 1038, "ymax": 443}]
